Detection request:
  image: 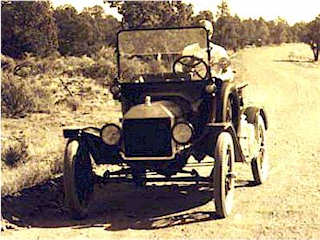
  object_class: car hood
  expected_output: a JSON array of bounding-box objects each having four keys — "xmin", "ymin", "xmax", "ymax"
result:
[{"xmin": 123, "ymin": 100, "xmax": 183, "ymax": 120}]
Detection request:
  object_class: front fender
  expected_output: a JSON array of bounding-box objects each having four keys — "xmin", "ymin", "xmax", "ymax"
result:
[
  {"xmin": 63, "ymin": 127, "xmax": 122, "ymax": 164},
  {"xmin": 243, "ymin": 106, "xmax": 268, "ymax": 130},
  {"xmin": 193, "ymin": 122, "xmax": 246, "ymax": 162},
  {"xmin": 215, "ymin": 81, "xmax": 240, "ymax": 130}
]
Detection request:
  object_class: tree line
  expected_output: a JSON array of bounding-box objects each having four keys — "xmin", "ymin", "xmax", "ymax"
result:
[
  {"xmin": 1, "ymin": 1, "xmax": 120, "ymax": 58},
  {"xmin": 1, "ymin": 1, "xmax": 319, "ymax": 61}
]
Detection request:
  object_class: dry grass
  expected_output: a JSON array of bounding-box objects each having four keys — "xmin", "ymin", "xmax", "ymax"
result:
[
  {"xmin": 1, "ymin": 106, "xmax": 121, "ymax": 195},
  {"xmin": 1, "ymin": 156, "xmax": 63, "ymax": 195},
  {"xmin": 1, "ymin": 118, "xmax": 63, "ymax": 195},
  {"xmin": 1, "ymin": 48, "xmax": 120, "ymax": 196}
]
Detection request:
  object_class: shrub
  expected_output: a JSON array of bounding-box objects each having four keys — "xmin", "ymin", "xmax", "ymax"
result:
[
  {"xmin": 1, "ymin": 54, "xmax": 16, "ymax": 72},
  {"xmin": 93, "ymin": 46, "xmax": 116, "ymax": 62},
  {"xmin": 120, "ymin": 57, "xmax": 149, "ymax": 82},
  {"xmin": 81, "ymin": 60, "xmax": 116, "ymax": 84},
  {"xmin": 1, "ymin": 74, "xmax": 35, "ymax": 117},
  {"xmin": 81, "ymin": 47, "xmax": 117, "ymax": 84},
  {"xmin": 1, "ymin": 138, "xmax": 29, "ymax": 168},
  {"xmin": 1, "ymin": 73, "xmax": 52, "ymax": 117}
]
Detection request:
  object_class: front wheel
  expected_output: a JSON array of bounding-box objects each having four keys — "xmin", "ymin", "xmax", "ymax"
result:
[
  {"xmin": 213, "ymin": 132, "xmax": 235, "ymax": 218},
  {"xmin": 64, "ymin": 139, "xmax": 94, "ymax": 219},
  {"xmin": 251, "ymin": 115, "xmax": 269, "ymax": 184}
]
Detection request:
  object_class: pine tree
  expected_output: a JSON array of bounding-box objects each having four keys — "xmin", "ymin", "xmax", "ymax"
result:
[{"xmin": 216, "ymin": 0, "xmax": 231, "ymax": 18}]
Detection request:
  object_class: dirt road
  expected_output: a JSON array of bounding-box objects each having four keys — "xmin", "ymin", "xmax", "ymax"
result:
[{"xmin": 2, "ymin": 43, "xmax": 320, "ymax": 239}]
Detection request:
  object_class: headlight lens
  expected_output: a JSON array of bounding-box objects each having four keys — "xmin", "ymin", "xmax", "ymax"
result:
[
  {"xmin": 172, "ymin": 122, "xmax": 193, "ymax": 145},
  {"xmin": 110, "ymin": 84, "xmax": 121, "ymax": 100},
  {"xmin": 110, "ymin": 84, "xmax": 121, "ymax": 95},
  {"xmin": 100, "ymin": 124, "xmax": 121, "ymax": 146}
]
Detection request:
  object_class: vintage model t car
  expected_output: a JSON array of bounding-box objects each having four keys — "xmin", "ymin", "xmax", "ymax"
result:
[{"xmin": 63, "ymin": 26, "xmax": 269, "ymax": 219}]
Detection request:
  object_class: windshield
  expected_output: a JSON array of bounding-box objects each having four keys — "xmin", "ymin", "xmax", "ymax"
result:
[{"xmin": 118, "ymin": 27, "xmax": 209, "ymax": 83}]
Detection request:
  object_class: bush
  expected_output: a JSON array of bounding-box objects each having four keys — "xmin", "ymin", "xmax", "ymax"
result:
[
  {"xmin": 1, "ymin": 73, "xmax": 52, "ymax": 117},
  {"xmin": 81, "ymin": 47, "xmax": 117, "ymax": 84},
  {"xmin": 1, "ymin": 54, "xmax": 16, "ymax": 72},
  {"xmin": 1, "ymin": 74, "xmax": 35, "ymax": 117},
  {"xmin": 120, "ymin": 57, "xmax": 150, "ymax": 82},
  {"xmin": 81, "ymin": 60, "xmax": 116, "ymax": 84},
  {"xmin": 1, "ymin": 138, "xmax": 29, "ymax": 168}
]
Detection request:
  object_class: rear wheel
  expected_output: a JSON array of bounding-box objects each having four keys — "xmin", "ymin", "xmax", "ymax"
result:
[
  {"xmin": 251, "ymin": 115, "xmax": 269, "ymax": 184},
  {"xmin": 213, "ymin": 132, "xmax": 235, "ymax": 218},
  {"xmin": 64, "ymin": 139, "xmax": 94, "ymax": 219}
]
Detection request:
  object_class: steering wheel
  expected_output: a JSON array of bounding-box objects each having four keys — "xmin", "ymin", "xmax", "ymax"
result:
[{"xmin": 173, "ymin": 55, "xmax": 209, "ymax": 80}]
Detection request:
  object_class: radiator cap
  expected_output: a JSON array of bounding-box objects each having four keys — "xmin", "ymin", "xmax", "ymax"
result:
[{"xmin": 145, "ymin": 96, "xmax": 152, "ymax": 106}]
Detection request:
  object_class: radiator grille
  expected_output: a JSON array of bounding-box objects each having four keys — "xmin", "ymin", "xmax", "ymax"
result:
[{"xmin": 123, "ymin": 118, "xmax": 172, "ymax": 157}]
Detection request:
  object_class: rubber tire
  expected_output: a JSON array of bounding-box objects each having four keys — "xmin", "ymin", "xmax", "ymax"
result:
[
  {"xmin": 251, "ymin": 115, "xmax": 269, "ymax": 185},
  {"xmin": 64, "ymin": 139, "xmax": 93, "ymax": 219},
  {"xmin": 213, "ymin": 132, "xmax": 235, "ymax": 218}
]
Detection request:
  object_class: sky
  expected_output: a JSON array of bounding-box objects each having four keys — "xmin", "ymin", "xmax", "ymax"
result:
[{"xmin": 51, "ymin": 0, "xmax": 320, "ymax": 25}]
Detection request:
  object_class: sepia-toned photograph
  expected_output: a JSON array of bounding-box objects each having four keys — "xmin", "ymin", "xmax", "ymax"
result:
[{"xmin": 1, "ymin": 0, "xmax": 320, "ymax": 239}]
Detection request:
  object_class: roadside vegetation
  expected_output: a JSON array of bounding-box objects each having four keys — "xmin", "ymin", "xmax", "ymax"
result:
[{"xmin": 1, "ymin": 49, "xmax": 119, "ymax": 195}]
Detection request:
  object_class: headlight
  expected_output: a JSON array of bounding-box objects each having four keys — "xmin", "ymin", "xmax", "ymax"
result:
[
  {"xmin": 100, "ymin": 124, "xmax": 121, "ymax": 146},
  {"xmin": 110, "ymin": 84, "xmax": 121, "ymax": 95},
  {"xmin": 172, "ymin": 122, "xmax": 194, "ymax": 145},
  {"xmin": 110, "ymin": 83, "xmax": 121, "ymax": 100}
]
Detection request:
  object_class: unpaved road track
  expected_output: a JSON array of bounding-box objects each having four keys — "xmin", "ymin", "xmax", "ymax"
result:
[{"xmin": 2, "ymin": 44, "xmax": 320, "ymax": 239}]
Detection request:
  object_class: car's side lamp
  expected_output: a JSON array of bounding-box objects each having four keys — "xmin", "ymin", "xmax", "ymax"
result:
[
  {"xmin": 205, "ymin": 84, "xmax": 216, "ymax": 94},
  {"xmin": 110, "ymin": 82, "xmax": 121, "ymax": 100}
]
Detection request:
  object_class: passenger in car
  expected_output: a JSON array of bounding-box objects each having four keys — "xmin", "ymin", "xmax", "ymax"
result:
[{"xmin": 182, "ymin": 20, "xmax": 234, "ymax": 81}]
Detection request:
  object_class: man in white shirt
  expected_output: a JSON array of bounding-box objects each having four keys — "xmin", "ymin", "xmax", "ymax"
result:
[{"xmin": 182, "ymin": 20, "xmax": 234, "ymax": 81}]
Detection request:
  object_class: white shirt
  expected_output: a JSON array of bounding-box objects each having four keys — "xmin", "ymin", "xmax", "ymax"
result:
[{"xmin": 182, "ymin": 42, "xmax": 234, "ymax": 81}]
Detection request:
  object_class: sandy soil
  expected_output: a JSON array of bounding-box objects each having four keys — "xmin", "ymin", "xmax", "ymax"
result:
[{"xmin": 2, "ymin": 43, "xmax": 320, "ymax": 239}]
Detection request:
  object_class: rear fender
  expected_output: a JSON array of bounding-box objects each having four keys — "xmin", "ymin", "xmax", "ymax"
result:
[
  {"xmin": 243, "ymin": 106, "xmax": 268, "ymax": 130},
  {"xmin": 63, "ymin": 128, "xmax": 122, "ymax": 164},
  {"xmin": 194, "ymin": 122, "xmax": 246, "ymax": 162}
]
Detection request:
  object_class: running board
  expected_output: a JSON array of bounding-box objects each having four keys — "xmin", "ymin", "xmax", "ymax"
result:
[{"xmin": 95, "ymin": 175, "xmax": 211, "ymax": 184}]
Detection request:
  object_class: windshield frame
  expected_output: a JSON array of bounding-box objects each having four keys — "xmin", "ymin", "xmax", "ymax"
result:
[{"xmin": 116, "ymin": 26, "xmax": 212, "ymax": 82}]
